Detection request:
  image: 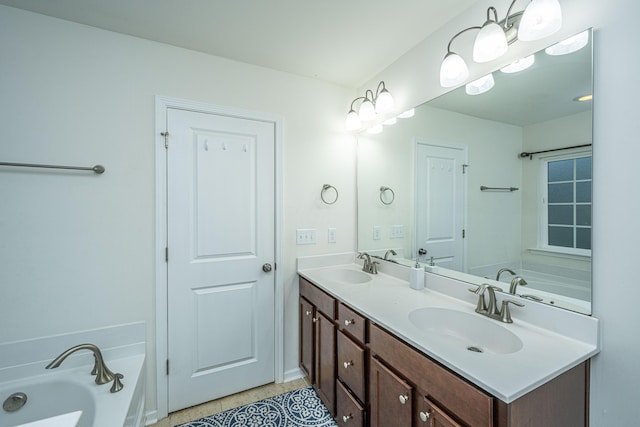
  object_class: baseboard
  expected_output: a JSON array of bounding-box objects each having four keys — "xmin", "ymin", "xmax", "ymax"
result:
[
  {"xmin": 144, "ymin": 410, "xmax": 158, "ymax": 426},
  {"xmin": 283, "ymin": 367, "xmax": 304, "ymax": 383}
]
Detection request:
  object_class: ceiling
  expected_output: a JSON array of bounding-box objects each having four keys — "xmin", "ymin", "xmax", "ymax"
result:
[{"xmin": 0, "ymin": 0, "xmax": 479, "ymax": 88}]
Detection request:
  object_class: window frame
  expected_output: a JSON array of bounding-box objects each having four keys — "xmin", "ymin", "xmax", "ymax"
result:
[{"xmin": 537, "ymin": 149, "xmax": 592, "ymax": 257}]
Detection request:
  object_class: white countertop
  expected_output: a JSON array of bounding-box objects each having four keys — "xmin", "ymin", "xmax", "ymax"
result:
[{"xmin": 298, "ymin": 256, "xmax": 599, "ymax": 403}]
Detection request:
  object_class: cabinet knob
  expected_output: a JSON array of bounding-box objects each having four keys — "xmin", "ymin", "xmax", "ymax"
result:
[
  {"xmin": 342, "ymin": 414, "xmax": 353, "ymax": 422},
  {"xmin": 312, "ymin": 317, "xmax": 318, "ymax": 323},
  {"xmin": 305, "ymin": 310, "xmax": 312, "ymax": 316},
  {"xmin": 343, "ymin": 361, "xmax": 353, "ymax": 369},
  {"xmin": 398, "ymin": 394, "xmax": 409, "ymax": 405},
  {"xmin": 344, "ymin": 319, "xmax": 355, "ymax": 326},
  {"xmin": 419, "ymin": 411, "xmax": 431, "ymax": 422}
]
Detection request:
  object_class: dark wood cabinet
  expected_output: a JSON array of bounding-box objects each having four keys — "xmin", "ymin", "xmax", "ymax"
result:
[
  {"xmin": 369, "ymin": 356, "xmax": 413, "ymax": 427},
  {"xmin": 299, "ymin": 275, "xmax": 589, "ymax": 427}
]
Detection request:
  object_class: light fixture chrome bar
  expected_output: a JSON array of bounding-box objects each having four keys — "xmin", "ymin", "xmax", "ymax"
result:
[{"xmin": 0, "ymin": 161, "xmax": 105, "ymax": 174}]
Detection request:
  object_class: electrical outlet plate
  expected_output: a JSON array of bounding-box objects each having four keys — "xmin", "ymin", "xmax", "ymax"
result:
[
  {"xmin": 373, "ymin": 226, "xmax": 381, "ymax": 240},
  {"xmin": 296, "ymin": 228, "xmax": 316, "ymax": 245},
  {"xmin": 328, "ymin": 228, "xmax": 336, "ymax": 243}
]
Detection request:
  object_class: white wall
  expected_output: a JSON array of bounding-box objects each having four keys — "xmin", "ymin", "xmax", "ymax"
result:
[
  {"xmin": 0, "ymin": 5, "xmax": 356, "ymax": 416},
  {"xmin": 361, "ymin": 0, "xmax": 640, "ymax": 423}
]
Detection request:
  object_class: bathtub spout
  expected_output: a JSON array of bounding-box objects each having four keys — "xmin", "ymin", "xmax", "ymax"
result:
[{"xmin": 45, "ymin": 343, "xmax": 115, "ymax": 385}]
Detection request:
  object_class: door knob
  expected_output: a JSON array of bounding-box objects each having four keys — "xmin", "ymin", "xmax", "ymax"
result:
[{"xmin": 262, "ymin": 263, "xmax": 272, "ymax": 272}]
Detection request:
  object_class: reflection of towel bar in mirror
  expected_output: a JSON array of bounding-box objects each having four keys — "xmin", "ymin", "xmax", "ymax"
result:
[
  {"xmin": 480, "ymin": 186, "xmax": 519, "ymax": 192},
  {"xmin": 321, "ymin": 184, "xmax": 339, "ymax": 204},
  {"xmin": 379, "ymin": 186, "xmax": 395, "ymax": 205},
  {"xmin": 0, "ymin": 161, "xmax": 105, "ymax": 174}
]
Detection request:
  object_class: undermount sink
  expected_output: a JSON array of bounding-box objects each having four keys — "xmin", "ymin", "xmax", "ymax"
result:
[
  {"xmin": 315, "ymin": 268, "xmax": 372, "ymax": 285},
  {"xmin": 408, "ymin": 307, "xmax": 523, "ymax": 354}
]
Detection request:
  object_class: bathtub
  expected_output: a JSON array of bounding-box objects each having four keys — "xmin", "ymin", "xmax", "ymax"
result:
[
  {"xmin": 0, "ymin": 354, "xmax": 144, "ymax": 427},
  {"xmin": 0, "ymin": 323, "xmax": 145, "ymax": 427}
]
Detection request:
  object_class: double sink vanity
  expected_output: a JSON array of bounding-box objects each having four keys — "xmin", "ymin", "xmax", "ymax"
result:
[{"xmin": 298, "ymin": 253, "xmax": 599, "ymax": 427}]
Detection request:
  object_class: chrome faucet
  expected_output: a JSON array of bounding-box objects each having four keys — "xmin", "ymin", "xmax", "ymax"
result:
[
  {"xmin": 509, "ymin": 276, "xmax": 528, "ymax": 294},
  {"xmin": 357, "ymin": 252, "xmax": 378, "ymax": 274},
  {"xmin": 469, "ymin": 284, "xmax": 524, "ymax": 323},
  {"xmin": 46, "ymin": 343, "xmax": 123, "ymax": 392},
  {"xmin": 383, "ymin": 249, "xmax": 397, "ymax": 260},
  {"xmin": 496, "ymin": 268, "xmax": 516, "ymax": 282}
]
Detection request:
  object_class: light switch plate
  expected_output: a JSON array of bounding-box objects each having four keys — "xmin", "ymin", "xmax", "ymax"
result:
[{"xmin": 296, "ymin": 229, "xmax": 317, "ymax": 245}]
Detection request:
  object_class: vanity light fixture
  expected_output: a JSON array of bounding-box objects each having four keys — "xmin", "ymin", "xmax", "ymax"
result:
[
  {"xmin": 545, "ymin": 29, "xmax": 589, "ymax": 55},
  {"xmin": 383, "ymin": 117, "xmax": 397, "ymax": 125},
  {"xmin": 345, "ymin": 81, "xmax": 395, "ymax": 131},
  {"xmin": 439, "ymin": 0, "xmax": 562, "ymax": 88},
  {"xmin": 397, "ymin": 108, "xmax": 415, "ymax": 118},
  {"xmin": 500, "ymin": 54, "xmax": 535, "ymax": 73},
  {"xmin": 366, "ymin": 124, "xmax": 384, "ymax": 134},
  {"xmin": 465, "ymin": 73, "xmax": 495, "ymax": 95}
]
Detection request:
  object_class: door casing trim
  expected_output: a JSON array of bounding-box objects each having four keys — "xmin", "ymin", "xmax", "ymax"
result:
[{"xmin": 154, "ymin": 95, "xmax": 284, "ymax": 419}]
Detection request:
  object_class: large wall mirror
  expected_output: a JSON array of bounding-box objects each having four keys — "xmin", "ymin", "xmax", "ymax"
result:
[{"xmin": 357, "ymin": 29, "xmax": 593, "ymax": 315}]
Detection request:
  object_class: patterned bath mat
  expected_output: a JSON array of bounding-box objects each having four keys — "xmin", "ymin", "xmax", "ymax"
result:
[{"xmin": 175, "ymin": 386, "xmax": 338, "ymax": 427}]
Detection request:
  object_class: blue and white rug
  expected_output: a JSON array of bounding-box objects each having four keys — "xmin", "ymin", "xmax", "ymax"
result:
[{"xmin": 175, "ymin": 386, "xmax": 338, "ymax": 427}]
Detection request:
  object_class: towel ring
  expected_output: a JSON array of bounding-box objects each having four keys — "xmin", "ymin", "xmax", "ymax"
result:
[
  {"xmin": 321, "ymin": 184, "xmax": 339, "ymax": 205},
  {"xmin": 379, "ymin": 186, "xmax": 395, "ymax": 205}
]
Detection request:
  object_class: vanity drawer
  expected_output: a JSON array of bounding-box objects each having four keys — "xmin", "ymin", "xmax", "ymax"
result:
[
  {"xmin": 369, "ymin": 323, "xmax": 493, "ymax": 427},
  {"xmin": 337, "ymin": 330, "xmax": 366, "ymax": 403},
  {"xmin": 338, "ymin": 303, "xmax": 367, "ymax": 344},
  {"xmin": 336, "ymin": 380, "xmax": 364, "ymax": 427},
  {"xmin": 299, "ymin": 277, "xmax": 336, "ymax": 319}
]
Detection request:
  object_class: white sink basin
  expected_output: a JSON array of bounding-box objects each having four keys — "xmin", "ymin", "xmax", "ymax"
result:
[
  {"xmin": 408, "ymin": 307, "xmax": 523, "ymax": 354},
  {"xmin": 315, "ymin": 268, "xmax": 372, "ymax": 285}
]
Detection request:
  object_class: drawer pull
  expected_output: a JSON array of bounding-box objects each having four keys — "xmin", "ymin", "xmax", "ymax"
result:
[
  {"xmin": 419, "ymin": 411, "xmax": 431, "ymax": 422},
  {"xmin": 344, "ymin": 319, "xmax": 355, "ymax": 326},
  {"xmin": 343, "ymin": 361, "xmax": 353, "ymax": 369},
  {"xmin": 305, "ymin": 310, "xmax": 312, "ymax": 316},
  {"xmin": 342, "ymin": 414, "xmax": 353, "ymax": 422},
  {"xmin": 398, "ymin": 394, "xmax": 409, "ymax": 405}
]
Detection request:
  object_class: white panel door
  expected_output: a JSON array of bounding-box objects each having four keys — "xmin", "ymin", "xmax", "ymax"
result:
[
  {"xmin": 415, "ymin": 141, "xmax": 465, "ymax": 270},
  {"xmin": 166, "ymin": 108, "xmax": 275, "ymax": 412}
]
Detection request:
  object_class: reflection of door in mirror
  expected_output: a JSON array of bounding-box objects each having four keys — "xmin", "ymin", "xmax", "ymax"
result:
[{"xmin": 414, "ymin": 140, "xmax": 466, "ymax": 270}]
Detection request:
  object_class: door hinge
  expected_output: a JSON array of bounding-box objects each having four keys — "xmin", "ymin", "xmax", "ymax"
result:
[
  {"xmin": 165, "ymin": 247, "xmax": 169, "ymax": 262},
  {"xmin": 462, "ymin": 229, "xmax": 466, "ymax": 238},
  {"xmin": 166, "ymin": 359, "xmax": 169, "ymax": 375},
  {"xmin": 462, "ymin": 164, "xmax": 469, "ymax": 174},
  {"xmin": 161, "ymin": 131, "xmax": 169, "ymax": 149}
]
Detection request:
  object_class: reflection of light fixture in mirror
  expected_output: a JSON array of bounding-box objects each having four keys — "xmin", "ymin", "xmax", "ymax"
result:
[
  {"xmin": 473, "ymin": 7, "xmax": 508, "ymax": 63},
  {"xmin": 466, "ymin": 73, "xmax": 495, "ymax": 95},
  {"xmin": 398, "ymin": 108, "xmax": 415, "ymax": 118},
  {"xmin": 383, "ymin": 117, "xmax": 397, "ymax": 125},
  {"xmin": 500, "ymin": 54, "xmax": 535, "ymax": 73},
  {"xmin": 366, "ymin": 124, "xmax": 384, "ymax": 134},
  {"xmin": 545, "ymin": 30, "xmax": 589, "ymax": 55},
  {"xmin": 574, "ymin": 94, "xmax": 593, "ymax": 102},
  {"xmin": 439, "ymin": 0, "xmax": 562, "ymax": 87},
  {"xmin": 344, "ymin": 81, "xmax": 395, "ymax": 131}
]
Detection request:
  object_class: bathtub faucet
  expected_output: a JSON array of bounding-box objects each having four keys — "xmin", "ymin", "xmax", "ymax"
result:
[{"xmin": 45, "ymin": 343, "xmax": 117, "ymax": 387}]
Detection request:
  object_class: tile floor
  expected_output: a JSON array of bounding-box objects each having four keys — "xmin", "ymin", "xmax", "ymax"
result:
[{"xmin": 148, "ymin": 378, "xmax": 311, "ymax": 427}]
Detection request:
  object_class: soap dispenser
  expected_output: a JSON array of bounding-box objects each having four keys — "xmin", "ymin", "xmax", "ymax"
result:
[{"xmin": 409, "ymin": 259, "xmax": 425, "ymax": 290}]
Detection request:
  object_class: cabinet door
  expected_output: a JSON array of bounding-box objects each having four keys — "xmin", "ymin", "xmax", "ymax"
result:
[
  {"xmin": 315, "ymin": 311, "xmax": 336, "ymax": 415},
  {"xmin": 417, "ymin": 397, "xmax": 463, "ymax": 427},
  {"xmin": 299, "ymin": 297, "xmax": 315, "ymax": 382},
  {"xmin": 370, "ymin": 357, "xmax": 413, "ymax": 427}
]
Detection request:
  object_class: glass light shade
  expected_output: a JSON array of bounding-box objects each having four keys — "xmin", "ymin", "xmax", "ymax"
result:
[
  {"xmin": 375, "ymin": 89, "xmax": 395, "ymax": 114},
  {"xmin": 345, "ymin": 110, "xmax": 362, "ymax": 131},
  {"xmin": 366, "ymin": 124, "xmax": 383, "ymax": 134},
  {"xmin": 545, "ymin": 30, "xmax": 589, "ymax": 55},
  {"xmin": 358, "ymin": 99, "xmax": 376, "ymax": 121},
  {"xmin": 440, "ymin": 52, "xmax": 469, "ymax": 87},
  {"xmin": 518, "ymin": 0, "xmax": 562, "ymax": 41},
  {"xmin": 398, "ymin": 108, "xmax": 415, "ymax": 118},
  {"xmin": 465, "ymin": 73, "xmax": 495, "ymax": 95},
  {"xmin": 383, "ymin": 117, "xmax": 397, "ymax": 125},
  {"xmin": 473, "ymin": 22, "xmax": 508, "ymax": 63},
  {"xmin": 500, "ymin": 54, "xmax": 535, "ymax": 73}
]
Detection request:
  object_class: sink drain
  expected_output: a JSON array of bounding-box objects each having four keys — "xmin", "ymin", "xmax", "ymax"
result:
[
  {"xmin": 467, "ymin": 346, "xmax": 484, "ymax": 353},
  {"xmin": 3, "ymin": 392, "xmax": 27, "ymax": 412}
]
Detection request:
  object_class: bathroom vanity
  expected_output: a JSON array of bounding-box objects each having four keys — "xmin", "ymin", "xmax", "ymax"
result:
[{"xmin": 298, "ymin": 256, "xmax": 598, "ymax": 427}]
